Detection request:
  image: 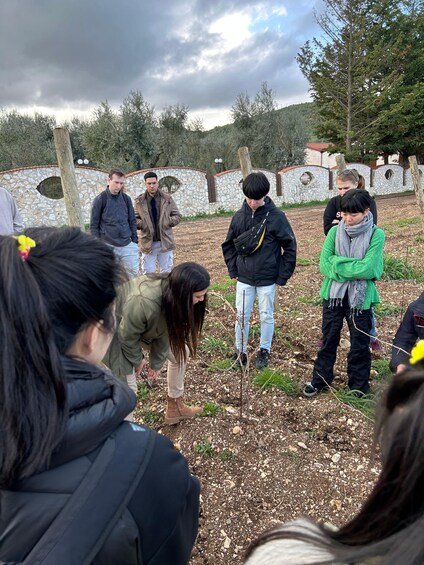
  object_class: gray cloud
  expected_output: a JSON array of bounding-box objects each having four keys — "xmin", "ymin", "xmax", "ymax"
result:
[{"xmin": 0, "ymin": 0, "xmax": 323, "ymax": 124}]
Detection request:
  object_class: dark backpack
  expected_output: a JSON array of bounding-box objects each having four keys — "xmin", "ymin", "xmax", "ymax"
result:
[
  {"xmin": 100, "ymin": 189, "xmax": 132, "ymax": 215},
  {"xmin": 3, "ymin": 423, "xmax": 154, "ymax": 565}
]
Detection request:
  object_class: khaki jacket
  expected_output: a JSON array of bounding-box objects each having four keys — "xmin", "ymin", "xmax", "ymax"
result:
[
  {"xmin": 135, "ymin": 189, "xmax": 182, "ymax": 253},
  {"xmin": 103, "ymin": 277, "xmax": 169, "ymax": 378}
]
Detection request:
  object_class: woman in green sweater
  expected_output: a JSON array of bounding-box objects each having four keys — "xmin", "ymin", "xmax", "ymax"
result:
[
  {"xmin": 304, "ymin": 189, "xmax": 385, "ymax": 397},
  {"xmin": 104, "ymin": 261, "xmax": 210, "ymax": 424}
]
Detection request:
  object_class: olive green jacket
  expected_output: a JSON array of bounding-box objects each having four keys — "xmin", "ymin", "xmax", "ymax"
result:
[{"xmin": 104, "ymin": 277, "xmax": 169, "ymax": 379}]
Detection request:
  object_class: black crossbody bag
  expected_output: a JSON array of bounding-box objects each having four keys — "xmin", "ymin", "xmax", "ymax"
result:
[{"xmin": 233, "ymin": 211, "xmax": 270, "ymax": 257}]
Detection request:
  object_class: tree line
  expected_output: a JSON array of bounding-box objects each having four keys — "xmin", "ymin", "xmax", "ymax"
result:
[{"xmin": 0, "ymin": 85, "xmax": 311, "ymax": 175}]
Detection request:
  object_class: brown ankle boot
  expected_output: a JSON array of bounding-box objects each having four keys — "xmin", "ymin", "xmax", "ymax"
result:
[{"xmin": 165, "ymin": 395, "xmax": 203, "ymax": 425}]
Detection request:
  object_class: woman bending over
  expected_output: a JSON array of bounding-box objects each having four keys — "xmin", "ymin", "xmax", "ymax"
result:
[{"xmin": 104, "ymin": 262, "xmax": 210, "ymax": 424}]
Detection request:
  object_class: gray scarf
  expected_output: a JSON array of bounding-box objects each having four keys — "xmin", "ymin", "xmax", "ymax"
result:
[{"xmin": 329, "ymin": 212, "xmax": 374, "ymax": 310}]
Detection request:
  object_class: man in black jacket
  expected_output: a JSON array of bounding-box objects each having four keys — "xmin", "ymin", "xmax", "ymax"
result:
[
  {"xmin": 391, "ymin": 291, "xmax": 424, "ymax": 372},
  {"xmin": 90, "ymin": 169, "xmax": 139, "ymax": 277},
  {"xmin": 222, "ymin": 172, "xmax": 297, "ymax": 369}
]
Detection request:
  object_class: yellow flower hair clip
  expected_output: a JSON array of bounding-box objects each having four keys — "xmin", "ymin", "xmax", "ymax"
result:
[
  {"xmin": 15, "ymin": 235, "xmax": 36, "ymax": 262},
  {"xmin": 410, "ymin": 340, "xmax": 424, "ymax": 365}
]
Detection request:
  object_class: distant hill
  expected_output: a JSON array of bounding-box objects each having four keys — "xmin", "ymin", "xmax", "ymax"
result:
[
  {"xmin": 275, "ymin": 102, "xmax": 320, "ymax": 142},
  {"xmin": 205, "ymin": 101, "xmax": 320, "ymax": 142}
]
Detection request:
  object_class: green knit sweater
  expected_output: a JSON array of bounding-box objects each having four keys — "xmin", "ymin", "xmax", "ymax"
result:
[{"xmin": 319, "ymin": 225, "xmax": 385, "ymax": 310}]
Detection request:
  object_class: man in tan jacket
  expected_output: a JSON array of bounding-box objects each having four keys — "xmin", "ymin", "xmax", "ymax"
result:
[{"xmin": 135, "ymin": 172, "xmax": 182, "ymax": 273}]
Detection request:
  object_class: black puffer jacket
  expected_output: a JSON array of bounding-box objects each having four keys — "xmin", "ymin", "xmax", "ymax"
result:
[
  {"xmin": 0, "ymin": 357, "xmax": 200, "ymax": 564},
  {"xmin": 391, "ymin": 291, "xmax": 424, "ymax": 369},
  {"xmin": 222, "ymin": 197, "xmax": 297, "ymax": 287}
]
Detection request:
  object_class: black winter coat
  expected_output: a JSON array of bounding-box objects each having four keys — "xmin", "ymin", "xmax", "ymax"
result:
[
  {"xmin": 391, "ymin": 291, "xmax": 424, "ymax": 369},
  {"xmin": 0, "ymin": 357, "xmax": 200, "ymax": 564},
  {"xmin": 222, "ymin": 197, "xmax": 296, "ymax": 287}
]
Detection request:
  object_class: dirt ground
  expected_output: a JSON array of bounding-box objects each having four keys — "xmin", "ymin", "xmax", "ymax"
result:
[{"xmin": 133, "ymin": 193, "xmax": 423, "ymax": 564}]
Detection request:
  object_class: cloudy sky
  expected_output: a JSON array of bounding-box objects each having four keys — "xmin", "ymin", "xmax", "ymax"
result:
[{"xmin": 0, "ymin": 0, "xmax": 324, "ymax": 130}]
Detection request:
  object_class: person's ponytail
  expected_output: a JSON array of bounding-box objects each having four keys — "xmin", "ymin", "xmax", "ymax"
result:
[{"xmin": 0, "ymin": 235, "xmax": 66, "ymax": 487}]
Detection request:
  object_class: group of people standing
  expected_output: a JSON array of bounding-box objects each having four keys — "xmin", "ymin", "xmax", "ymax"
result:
[
  {"xmin": 1, "ymin": 168, "xmax": 424, "ymax": 564},
  {"xmin": 90, "ymin": 168, "xmax": 182, "ymax": 277}
]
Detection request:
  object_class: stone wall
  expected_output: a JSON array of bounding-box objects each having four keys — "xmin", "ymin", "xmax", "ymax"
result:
[
  {"xmin": 280, "ymin": 165, "xmax": 330, "ymax": 204},
  {"xmin": 0, "ymin": 163, "xmax": 422, "ymax": 227}
]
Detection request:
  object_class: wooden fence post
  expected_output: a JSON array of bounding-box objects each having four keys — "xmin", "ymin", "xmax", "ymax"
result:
[
  {"xmin": 53, "ymin": 127, "xmax": 85, "ymax": 229},
  {"xmin": 238, "ymin": 147, "xmax": 253, "ymax": 180},
  {"xmin": 335, "ymin": 154, "xmax": 346, "ymax": 173},
  {"xmin": 408, "ymin": 155, "xmax": 424, "ymax": 216}
]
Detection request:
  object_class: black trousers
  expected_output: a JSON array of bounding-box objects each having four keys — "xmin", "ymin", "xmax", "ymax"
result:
[{"xmin": 312, "ymin": 296, "xmax": 372, "ymax": 394}]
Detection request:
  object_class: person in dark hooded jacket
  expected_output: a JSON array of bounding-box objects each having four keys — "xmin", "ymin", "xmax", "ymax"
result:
[
  {"xmin": 391, "ymin": 291, "xmax": 424, "ymax": 373},
  {"xmin": 0, "ymin": 227, "xmax": 199, "ymax": 565},
  {"xmin": 222, "ymin": 172, "xmax": 296, "ymax": 370}
]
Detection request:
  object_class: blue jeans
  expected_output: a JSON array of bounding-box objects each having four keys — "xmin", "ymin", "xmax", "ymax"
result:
[
  {"xmin": 113, "ymin": 241, "xmax": 140, "ymax": 278},
  {"xmin": 235, "ymin": 281, "xmax": 276, "ymax": 353},
  {"xmin": 141, "ymin": 241, "xmax": 173, "ymax": 274}
]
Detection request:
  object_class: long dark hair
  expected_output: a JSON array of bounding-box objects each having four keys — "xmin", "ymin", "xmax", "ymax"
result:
[
  {"xmin": 245, "ymin": 368, "xmax": 424, "ymax": 564},
  {"xmin": 0, "ymin": 227, "xmax": 125, "ymax": 488},
  {"xmin": 162, "ymin": 262, "xmax": 210, "ymax": 364}
]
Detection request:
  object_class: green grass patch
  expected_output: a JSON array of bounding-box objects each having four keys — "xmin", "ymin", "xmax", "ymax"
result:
[
  {"xmin": 194, "ymin": 440, "xmax": 216, "ymax": 457},
  {"xmin": 200, "ymin": 402, "xmax": 222, "ymax": 417},
  {"xmin": 137, "ymin": 383, "xmax": 151, "ymax": 401},
  {"xmin": 139, "ymin": 410, "xmax": 161, "ymax": 425},
  {"xmin": 280, "ymin": 329, "xmax": 303, "ymax": 348},
  {"xmin": 182, "ymin": 208, "xmax": 233, "ymax": 221},
  {"xmin": 218, "ymin": 448, "xmax": 235, "ymax": 461},
  {"xmin": 206, "ymin": 359, "xmax": 233, "ymax": 372},
  {"xmin": 281, "ymin": 198, "xmax": 330, "ymax": 210},
  {"xmin": 374, "ymin": 303, "xmax": 404, "ymax": 317},
  {"xmin": 371, "ymin": 358, "xmax": 392, "ymax": 380},
  {"xmin": 299, "ymin": 295, "xmax": 322, "ymax": 306},
  {"xmin": 297, "ymin": 257, "xmax": 315, "ymax": 267},
  {"xmin": 224, "ymin": 291, "xmax": 236, "ymax": 305},
  {"xmin": 210, "ymin": 279, "xmax": 236, "ymax": 292},
  {"xmin": 200, "ymin": 336, "xmax": 231, "ymax": 355},
  {"xmin": 382, "ymin": 254, "xmax": 416, "ymax": 281},
  {"xmin": 249, "ymin": 324, "xmax": 261, "ymax": 339},
  {"xmin": 334, "ymin": 389, "xmax": 376, "ymax": 418},
  {"xmin": 392, "ymin": 216, "xmax": 421, "ymax": 228},
  {"xmin": 415, "ymin": 235, "xmax": 424, "ymax": 243},
  {"xmin": 383, "ymin": 226, "xmax": 395, "ymax": 235},
  {"xmin": 253, "ymin": 368, "xmax": 298, "ymax": 394}
]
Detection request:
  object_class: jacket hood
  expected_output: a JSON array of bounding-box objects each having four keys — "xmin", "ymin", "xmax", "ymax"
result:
[{"xmin": 49, "ymin": 356, "xmax": 136, "ymax": 468}]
